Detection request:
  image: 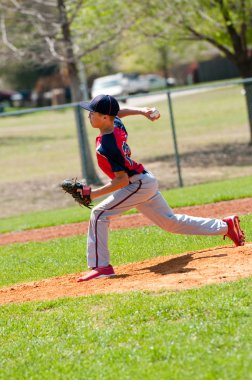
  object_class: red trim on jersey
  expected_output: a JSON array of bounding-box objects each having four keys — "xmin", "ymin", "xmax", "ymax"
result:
[{"xmin": 96, "ymin": 124, "xmax": 144, "ymax": 179}]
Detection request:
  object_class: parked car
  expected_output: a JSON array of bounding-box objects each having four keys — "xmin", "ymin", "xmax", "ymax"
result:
[
  {"xmin": 144, "ymin": 74, "xmax": 167, "ymax": 91},
  {"xmin": 166, "ymin": 77, "xmax": 177, "ymax": 87},
  {"xmin": 10, "ymin": 92, "xmax": 23, "ymax": 107},
  {"xmin": 142, "ymin": 74, "xmax": 177, "ymax": 92},
  {"xmin": 91, "ymin": 73, "xmax": 127, "ymax": 98},
  {"xmin": 0, "ymin": 90, "xmax": 24, "ymax": 107},
  {"xmin": 91, "ymin": 72, "xmax": 149, "ymax": 99},
  {"xmin": 123, "ymin": 73, "xmax": 149, "ymax": 94},
  {"xmin": 0, "ymin": 90, "xmax": 15, "ymax": 103}
]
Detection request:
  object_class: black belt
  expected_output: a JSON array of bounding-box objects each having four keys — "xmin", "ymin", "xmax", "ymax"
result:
[{"xmin": 129, "ymin": 170, "xmax": 147, "ymax": 184}]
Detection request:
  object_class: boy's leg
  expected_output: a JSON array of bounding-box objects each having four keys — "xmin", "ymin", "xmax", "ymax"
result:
[
  {"xmin": 136, "ymin": 191, "xmax": 228, "ymax": 236},
  {"xmin": 87, "ymin": 178, "xmax": 157, "ymax": 268}
]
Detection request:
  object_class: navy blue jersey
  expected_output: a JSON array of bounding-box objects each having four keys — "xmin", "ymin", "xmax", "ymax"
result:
[{"xmin": 96, "ymin": 117, "xmax": 145, "ymax": 179}]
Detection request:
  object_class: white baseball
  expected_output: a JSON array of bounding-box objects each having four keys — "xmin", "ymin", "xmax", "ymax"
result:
[{"xmin": 150, "ymin": 109, "xmax": 160, "ymax": 119}]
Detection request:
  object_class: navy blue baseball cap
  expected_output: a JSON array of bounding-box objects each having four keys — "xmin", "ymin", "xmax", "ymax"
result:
[{"xmin": 80, "ymin": 94, "xmax": 120, "ymax": 116}]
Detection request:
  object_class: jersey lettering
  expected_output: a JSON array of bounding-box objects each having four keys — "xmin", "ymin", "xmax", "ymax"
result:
[{"xmin": 122, "ymin": 141, "xmax": 133, "ymax": 166}]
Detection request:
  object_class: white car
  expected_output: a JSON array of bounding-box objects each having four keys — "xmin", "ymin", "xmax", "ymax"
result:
[
  {"xmin": 91, "ymin": 73, "xmax": 150, "ymax": 99},
  {"xmin": 91, "ymin": 73, "xmax": 128, "ymax": 98},
  {"xmin": 124, "ymin": 73, "xmax": 149, "ymax": 94}
]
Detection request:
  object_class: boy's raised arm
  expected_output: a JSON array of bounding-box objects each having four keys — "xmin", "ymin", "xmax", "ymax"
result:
[{"xmin": 117, "ymin": 106, "xmax": 160, "ymax": 121}]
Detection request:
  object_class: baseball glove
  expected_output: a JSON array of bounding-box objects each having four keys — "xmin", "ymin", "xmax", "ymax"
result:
[{"xmin": 61, "ymin": 179, "xmax": 92, "ymax": 209}]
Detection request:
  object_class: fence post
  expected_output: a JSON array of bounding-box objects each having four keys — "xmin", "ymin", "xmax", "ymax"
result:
[
  {"xmin": 74, "ymin": 105, "xmax": 102, "ymax": 185},
  {"xmin": 243, "ymin": 80, "xmax": 252, "ymax": 145},
  {"xmin": 167, "ymin": 91, "xmax": 184, "ymax": 187}
]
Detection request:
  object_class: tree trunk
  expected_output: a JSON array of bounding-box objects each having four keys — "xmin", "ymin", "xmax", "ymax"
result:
[
  {"xmin": 243, "ymin": 81, "xmax": 252, "ymax": 145},
  {"xmin": 57, "ymin": 0, "xmax": 102, "ymax": 184},
  {"xmin": 57, "ymin": 0, "xmax": 82, "ymax": 102},
  {"xmin": 158, "ymin": 46, "xmax": 169, "ymax": 79},
  {"xmin": 67, "ymin": 61, "xmax": 82, "ymax": 102}
]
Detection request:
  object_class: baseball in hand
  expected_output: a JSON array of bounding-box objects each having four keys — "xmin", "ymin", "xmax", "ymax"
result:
[{"xmin": 149, "ymin": 109, "xmax": 160, "ymax": 119}]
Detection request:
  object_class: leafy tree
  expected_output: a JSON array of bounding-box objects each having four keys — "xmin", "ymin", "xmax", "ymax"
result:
[{"xmin": 132, "ymin": 0, "xmax": 252, "ymax": 143}]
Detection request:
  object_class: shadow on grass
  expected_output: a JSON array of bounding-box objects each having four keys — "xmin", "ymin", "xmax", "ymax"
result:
[{"xmin": 146, "ymin": 143, "xmax": 252, "ymax": 167}]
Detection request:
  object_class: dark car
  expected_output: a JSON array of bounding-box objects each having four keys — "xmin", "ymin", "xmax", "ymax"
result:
[
  {"xmin": 0, "ymin": 90, "xmax": 15, "ymax": 103},
  {"xmin": 0, "ymin": 90, "xmax": 25, "ymax": 108}
]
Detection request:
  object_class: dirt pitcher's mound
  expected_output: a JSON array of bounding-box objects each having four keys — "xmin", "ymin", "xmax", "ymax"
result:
[{"xmin": 0, "ymin": 244, "xmax": 251, "ymax": 305}]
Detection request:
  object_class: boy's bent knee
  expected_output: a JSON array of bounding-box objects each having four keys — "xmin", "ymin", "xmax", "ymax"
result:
[{"xmin": 90, "ymin": 206, "xmax": 108, "ymax": 222}]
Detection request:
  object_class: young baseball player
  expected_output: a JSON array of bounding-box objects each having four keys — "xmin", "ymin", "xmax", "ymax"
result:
[{"xmin": 77, "ymin": 94, "xmax": 245, "ymax": 281}]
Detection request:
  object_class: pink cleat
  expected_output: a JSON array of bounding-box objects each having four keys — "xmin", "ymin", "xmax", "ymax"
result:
[
  {"xmin": 77, "ymin": 265, "xmax": 115, "ymax": 282},
  {"xmin": 223, "ymin": 215, "xmax": 245, "ymax": 246}
]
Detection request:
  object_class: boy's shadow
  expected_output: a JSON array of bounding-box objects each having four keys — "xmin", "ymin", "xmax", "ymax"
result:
[
  {"xmin": 112, "ymin": 251, "xmax": 227, "ymax": 279},
  {"xmin": 140, "ymin": 252, "xmax": 227, "ymax": 275}
]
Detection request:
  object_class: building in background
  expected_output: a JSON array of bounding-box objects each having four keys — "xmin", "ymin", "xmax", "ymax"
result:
[{"xmin": 173, "ymin": 55, "xmax": 240, "ymax": 85}]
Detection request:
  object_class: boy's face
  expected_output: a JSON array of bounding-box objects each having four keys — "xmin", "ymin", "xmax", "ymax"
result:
[{"xmin": 88, "ymin": 111, "xmax": 105, "ymax": 129}]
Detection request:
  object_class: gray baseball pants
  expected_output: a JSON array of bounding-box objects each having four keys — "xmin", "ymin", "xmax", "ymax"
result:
[{"xmin": 87, "ymin": 171, "xmax": 228, "ymax": 268}]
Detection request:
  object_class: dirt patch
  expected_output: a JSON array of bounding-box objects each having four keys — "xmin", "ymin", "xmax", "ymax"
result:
[
  {"xmin": 1, "ymin": 198, "xmax": 252, "ymax": 245},
  {"xmin": 0, "ymin": 179, "xmax": 74, "ymax": 218},
  {"xmin": 0, "ymin": 244, "xmax": 251, "ymax": 305}
]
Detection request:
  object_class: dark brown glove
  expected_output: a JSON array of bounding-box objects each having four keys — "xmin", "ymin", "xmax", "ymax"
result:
[{"xmin": 61, "ymin": 179, "xmax": 92, "ymax": 209}]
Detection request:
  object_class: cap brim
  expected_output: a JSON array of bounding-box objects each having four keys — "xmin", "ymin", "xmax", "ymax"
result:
[{"xmin": 79, "ymin": 101, "xmax": 93, "ymax": 111}]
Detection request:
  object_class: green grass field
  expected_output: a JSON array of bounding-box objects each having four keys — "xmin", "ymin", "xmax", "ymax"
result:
[{"xmin": 1, "ymin": 281, "xmax": 251, "ymax": 380}]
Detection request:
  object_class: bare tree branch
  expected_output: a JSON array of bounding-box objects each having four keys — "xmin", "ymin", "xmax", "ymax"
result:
[
  {"xmin": 10, "ymin": 0, "xmax": 57, "ymax": 23},
  {"xmin": 0, "ymin": 14, "xmax": 25, "ymax": 58},
  {"xmin": 33, "ymin": 0, "xmax": 56, "ymax": 6},
  {"xmin": 10, "ymin": 0, "xmax": 46, "ymax": 22},
  {"xmin": 44, "ymin": 36, "xmax": 68, "ymax": 61}
]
